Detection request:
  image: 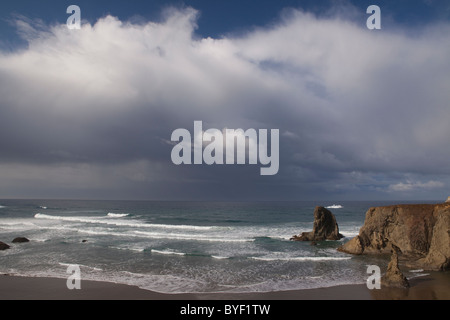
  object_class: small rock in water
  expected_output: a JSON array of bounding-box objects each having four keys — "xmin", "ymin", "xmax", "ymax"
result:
[{"xmin": 0, "ymin": 242, "xmax": 10, "ymax": 250}]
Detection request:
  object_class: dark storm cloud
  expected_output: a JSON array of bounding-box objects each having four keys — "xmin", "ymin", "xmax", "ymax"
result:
[{"xmin": 0, "ymin": 7, "xmax": 449, "ymax": 200}]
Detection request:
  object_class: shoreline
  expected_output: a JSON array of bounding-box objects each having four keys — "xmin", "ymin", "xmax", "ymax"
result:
[{"xmin": 1, "ymin": 271, "xmax": 448, "ymax": 300}]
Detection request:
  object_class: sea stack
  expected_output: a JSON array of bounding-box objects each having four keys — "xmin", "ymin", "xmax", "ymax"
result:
[
  {"xmin": 381, "ymin": 245, "xmax": 410, "ymax": 288},
  {"xmin": 291, "ymin": 206, "xmax": 343, "ymax": 241}
]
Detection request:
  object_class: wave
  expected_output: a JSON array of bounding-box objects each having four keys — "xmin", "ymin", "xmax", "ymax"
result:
[
  {"xmin": 58, "ymin": 262, "xmax": 103, "ymax": 271},
  {"xmin": 111, "ymin": 245, "xmax": 231, "ymax": 259},
  {"xmin": 0, "ymin": 220, "xmax": 37, "ymax": 231},
  {"xmin": 340, "ymin": 231, "xmax": 359, "ymax": 238},
  {"xmin": 211, "ymin": 255, "xmax": 230, "ymax": 260},
  {"xmin": 111, "ymin": 245, "xmax": 146, "ymax": 252},
  {"xmin": 107, "ymin": 213, "xmax": 129, "ymax": 218},
  {"xmin": 251, "ymin": 256, "xmax": 352, "ymax": 262},
  {"xmin": 133, "ymin": 230, "xmax": 253, "ymax": 243},
  {"xmin": 58, "ymin": 225, "xmax": 254, "ymax": 243},
  {"xmin": 0, "ymin": 205, "xmax": 6, "ymax": 209},
  {"xmin": 326, "ymin": 204, "xmax": 343, "ymax": 209},
  {"xmin": 151, "ymin": 249, "xmax": 186, "ymax": 256},
  {"xmin": 34, "ymin": 213, "xmax": 216, "ymax": 231},
  {"xmin": 407, "ymin": 272, "xmax": 429, "ymax": 280}
]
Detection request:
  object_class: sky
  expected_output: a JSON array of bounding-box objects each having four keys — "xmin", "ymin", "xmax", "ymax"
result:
[{"xmin": 0, "ymin": 0, "xmax": 449, "ymax": 201}]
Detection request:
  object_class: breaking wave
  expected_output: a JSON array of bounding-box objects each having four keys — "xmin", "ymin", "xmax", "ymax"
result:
[
  {"xmin": 107, "ymin": 213, "xmax": 130, "ymax": 218},
  {"xmin": 326, "ymin": 204, "xmax": 343, "ymax": 209},
  {"xmin": 34, "ymin": 213, "xmax": 216, "ymax": 231}
]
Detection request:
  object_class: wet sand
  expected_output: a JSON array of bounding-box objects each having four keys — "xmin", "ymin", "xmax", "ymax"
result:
[{"xmin": 0, "ymin": 271, "xmax": 448, "ymax": 300}]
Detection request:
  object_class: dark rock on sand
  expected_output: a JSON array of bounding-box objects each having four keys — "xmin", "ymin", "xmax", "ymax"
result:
[
  {"xmin": 0, "ymin": 242, "xmax": 10, "ymax": 250},
  {"xmin": 381, "ymin": 245, "xmax": 409, "ymax": 288},
  {"xmin": 338, "ymin": 202, "xmax": 450, "ymax": 271},
  {"xmin": 12, "ymin": 237, "xmax": 30, "ymax": 243},
  {"xmin": 291, "ymin": 206, "xmax": 343, "ymax": 241}
]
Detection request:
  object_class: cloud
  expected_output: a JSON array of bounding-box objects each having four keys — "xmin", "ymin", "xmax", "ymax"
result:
[
  {"xmin": 388, "ymin": 180, "xmax": 445, "ymax": 192},
  {"xmin": 0, "ymin": 6, "xmax": 449, "ymax": 199}
]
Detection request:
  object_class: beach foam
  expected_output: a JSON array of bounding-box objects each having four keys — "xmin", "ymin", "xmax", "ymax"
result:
[
  {"xmin": 251, "ymin": 255, "xmax": 352, "ymax": 262},
  {"xmin": 58, "ymin": 262, "xmax": 103, "ymax": 272}
]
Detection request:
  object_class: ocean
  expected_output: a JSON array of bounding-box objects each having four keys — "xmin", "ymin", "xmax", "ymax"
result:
[{"xmin": 0, "ymin": 199, "xmax": 433, "ymax": 294}]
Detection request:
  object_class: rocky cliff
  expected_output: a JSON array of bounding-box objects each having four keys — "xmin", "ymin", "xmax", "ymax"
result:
[{"xmin": 338, "ymin": 203, "xmax": 450, "ymax": 271}]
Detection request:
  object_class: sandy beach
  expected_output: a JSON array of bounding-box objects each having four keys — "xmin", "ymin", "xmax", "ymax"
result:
[{"xmin": 0, "ymin": 271, "xmax": 448, "ymax": 300}]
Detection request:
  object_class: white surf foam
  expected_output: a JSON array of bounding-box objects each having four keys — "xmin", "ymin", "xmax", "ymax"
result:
[
  {"xmin": 109, "ymin": 244, "xmax": 147, "ymax": 252},
  {"xmin": 0, "ymin": 220, "xmax": 38, "ymax": 231},
  {"xmin": 340, "ymin": 231, "xmax": 360, "ymax": 238},
  {"xmin": 251, "ymin": 255, "xmax": 351, "ymax": 262},
  {"xmin": 116, "ymin": 271, "xmax": 211, "ymax": 294},
  {"xmin": 34, "ymin": 213, "xmax": 216, "ymax": 231},
  {"xmin": 133, "ymin": 230, "xmax": 253, "ymax": 243},
  {"xmin": 326, "ymin": 204, "xmax": 343, "ymax": 209},
  {"xmin": 66, "ymin": 226, "xmax": 253, "ymax": 244},
  {"xmin": 151, "ymin": 249, "xmax": 186, "ymax": 256},
  {"xmin": 211, "ymin": 255, "xmax": 230, "ymax": 260},
  {"xmin": 107, "ymin": 213, "xmax": 130, "ymax": 218},
  {"xmin": 58, "ymin": 262, "xmax": 103, "ymax": 271}
]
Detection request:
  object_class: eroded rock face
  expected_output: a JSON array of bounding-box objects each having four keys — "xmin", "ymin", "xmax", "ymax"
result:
[
  {"xmin": 291, "ymin": 206, "xmax": 343, "ymax": 241},
  {"xmin": 419, "ymin": 207, "xmax": 450, "ymax": 271},
  {"xmin": 338, "ymin": 203, "xmax": 450, "ymax": 271},
  {"xmin": 381, "ymin": 246, "xmax": 409, "ymax": 288}
]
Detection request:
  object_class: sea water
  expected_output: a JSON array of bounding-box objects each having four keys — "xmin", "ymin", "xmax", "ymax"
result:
[{"xmin": 0, "ymin": 199, "xmax": 434, "ymax": 294}]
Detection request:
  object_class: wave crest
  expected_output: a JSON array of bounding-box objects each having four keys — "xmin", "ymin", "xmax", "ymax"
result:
[
  {"xmin": 107, "ymin": 213, "xmax": 129, "ymax": 218},
  {"xmin": 326, "ymin": 204, "xmax": 343, "ymax": 209}
]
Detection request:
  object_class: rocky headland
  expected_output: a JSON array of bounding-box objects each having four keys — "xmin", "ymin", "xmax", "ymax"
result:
[{"xmin": 338, "ymin": 202, "xmax": 450, "ymax": 271}]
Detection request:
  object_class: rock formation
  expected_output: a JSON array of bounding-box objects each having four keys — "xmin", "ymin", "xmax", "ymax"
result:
[
  {"xmin": 446, "ymin": 196, "xmax": 450, "ymax": 203},
  {"xmin": 381, "ymin": 245, "xmax": 409, "ymax": 288},
  {"xmin": 338, "ymin": 202, "xmax": 450, "ymax": 271},
  {"xmin": 12, "ymin": 237, "xmax": 29, "ymax": 243},
  {"xmin": 0, "ymin": 242, "xmax": 10, "ymax": 250},
  {"xmin": 291, "ymin": 206, "xmax": 343, "ymax": 241}
]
